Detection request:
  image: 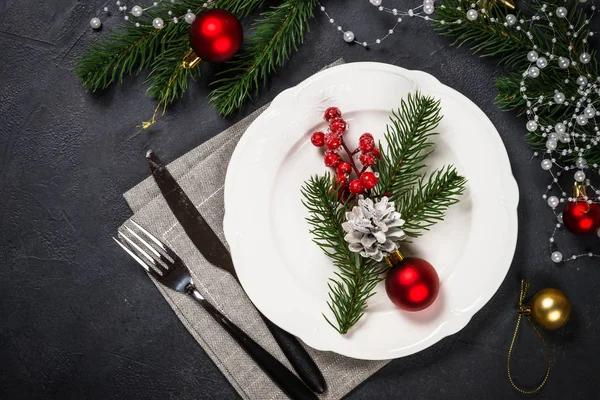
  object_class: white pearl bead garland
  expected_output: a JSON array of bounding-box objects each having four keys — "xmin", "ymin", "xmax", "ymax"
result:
[
  {"xmin": 88, "ymin": 1, "xmax": 215, "ymax": 30},
  {"xmin": 315, "ymin": 0, "xmax": 434, "ymax": 48}
]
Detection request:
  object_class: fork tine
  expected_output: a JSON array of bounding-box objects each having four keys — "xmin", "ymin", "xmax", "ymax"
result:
[
  {"xmin": 112, "ymin": 237, "xmax": 161, "ymax": 279},
  {"xmin": 130, "ymin": 219, "xmax": 177, "ymax": 259},
  {"xmin": 120, "ymin": 230, "xmax": 158, "ymax": 266},
  {"xmin": 125, "ymin": 226, "xmax": 171, "ymax": 269}
]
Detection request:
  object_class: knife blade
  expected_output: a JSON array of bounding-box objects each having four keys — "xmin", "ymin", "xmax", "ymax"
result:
[{"xmin": 146, "ymin": 150, "xmax": 326, "ymax": 394}]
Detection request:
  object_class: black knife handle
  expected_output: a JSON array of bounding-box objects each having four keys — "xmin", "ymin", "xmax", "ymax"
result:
[
  {"xmin": 188, "ymin": 289, "xmax": 318, "ymax": 400},
  {"xmin": 259, "ymin": 312, "xmax": 327, "ymax": 394}
]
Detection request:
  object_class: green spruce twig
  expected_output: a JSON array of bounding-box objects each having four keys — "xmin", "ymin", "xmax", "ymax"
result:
[
  {"xmin": 373, "ymin": 92, "xmax": 443, "ymax": 204},
  {"xmin": 73, "ymin": 0, "xmax": 270, "ymax": 119},
  {"xmin": 208, "ymin": 0, "xmax": 316, "ymax": 116},
  {"xmin": 301, "ymin": 175, "xmax": 386, "ymax": 334},
  {"xmin": 399, "ymin": 166, "xmax": 467, "ymax": 238},
  {"xmin": 434, "ymin": 0, "xmax": 600, "ymax": 163}
]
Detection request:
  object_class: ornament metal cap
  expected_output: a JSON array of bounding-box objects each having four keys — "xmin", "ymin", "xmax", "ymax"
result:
[
  {"xmin": 182, "ymin": 49, "xmax": 202, "ymax": 69},
  {"xmin": 384, "ymin": 249, "xmax": 404, "ymax": 267}
]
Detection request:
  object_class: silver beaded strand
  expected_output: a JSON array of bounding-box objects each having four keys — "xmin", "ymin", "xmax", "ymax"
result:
[{"xmin": 315, "ymin": 0, "xmax": 435, "ymax": 47}]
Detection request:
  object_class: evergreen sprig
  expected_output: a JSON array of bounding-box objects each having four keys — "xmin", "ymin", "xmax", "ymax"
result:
[
  {"xmin": 373, "ymin": 92, "xmax": 443, "ymax": 205},
  {"xmin": 399, "ymin": 166, "xmax": 467, "ymax": 238},
  {"xmin": 434, "ymin": 0, "xmax": 600, "ymax": 163},
  {"xmin": 209, "ymin": 0, "xmax": 316, "ymax": 116},
  {"xmin": 73, "ymin": 0, "xmax": 305, "ymax": 119},
  {"xmin": 301, "ymin": 175, "xmax": 387, "ymax": 334},
  {"xmin": 302, "ymin": 93, "xmax": 467, "ymax": 334}
]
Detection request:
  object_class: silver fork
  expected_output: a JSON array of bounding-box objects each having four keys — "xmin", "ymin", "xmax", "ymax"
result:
[{"xmin": 113, "ymin": 220, "xmax": 317, "ymax": 400}]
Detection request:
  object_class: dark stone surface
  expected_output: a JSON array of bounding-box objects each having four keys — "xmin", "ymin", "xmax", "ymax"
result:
[{"xmin": 1, "ymin": 1, "xmax": 599, "ymax": 399}]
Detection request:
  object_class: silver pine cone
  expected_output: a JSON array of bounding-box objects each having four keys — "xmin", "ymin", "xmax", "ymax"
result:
[{"xmin": 342, "ymin": 196, "xmax": 406, "ymax": 262}]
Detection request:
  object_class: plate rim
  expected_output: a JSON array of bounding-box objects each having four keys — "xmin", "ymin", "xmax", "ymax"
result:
[{"xmin": 223, "ymin": 61, "xmax": 519, "ymax": 360}]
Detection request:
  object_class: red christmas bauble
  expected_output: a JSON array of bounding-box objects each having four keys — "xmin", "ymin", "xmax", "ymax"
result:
[
  {"xmin": 562, "ymin": 200, "xmax": 600, "ymax": 236},
  {"xmin": 189, "ymin": 9, "xmax": 243, "ymax": 63},
  {"xmin": 385, "ymin": 257, "xmax": 440, "ymax": 311}
]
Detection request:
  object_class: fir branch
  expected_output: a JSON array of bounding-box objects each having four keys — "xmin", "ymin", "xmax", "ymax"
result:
[
  {"xmin": 73, "ymin": 0, "xmax": 264, "ymax": 94},
  {"xmin": 208, "ymin": 0, "xmax": 316, "ymax": 116},
  {"xmin": 300, "ymin": 175, "xmax": 386, "ymax": 334},
  {"xmin": 434, "ymin": 0, "xmax": 600, "ymax": 163},
  {"xmin": 399, "ymin": 166, "xmax": 467, "ymax": 238},
  {"xmin": 373, "ymin": 92, "xmax": 443, "ymax": 204}
]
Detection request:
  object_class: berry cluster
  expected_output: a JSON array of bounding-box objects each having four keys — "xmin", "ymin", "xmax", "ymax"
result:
[{"xmin": 311, "ymin": 107, "xmax": 380, "ymax": 198}]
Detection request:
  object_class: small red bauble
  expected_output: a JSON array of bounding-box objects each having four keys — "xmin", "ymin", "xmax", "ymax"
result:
[
  {"xmin": 324, "ymin": 151, "xmax": 341, "ymax": 167},
  {"xmin": 360, "ymin": 172, "xmax": 378, "ymax": 189},
  {"xmin": 349, "ymin": 179, "xmax": 364, "ymax": 194},
  {"xmin": 329, "ymin": 117, "xmax": 347, "ymax": 134},
  {"xmin": 311, "ymin": 131, "xmax": 325, "ymax": 147},
  {"xmin": 325, "ymin": 132, "xmax": 342, "ymax": 150},
  {"xmin": 359, "ymin": 152, "xmax": 376, "ymax": 166},
  {"xmin": 359, "ymin": 133, "xmax": 375, "ymax": 152},
  {"xmin": 372, "ymin": 147, "xmax": 381, "ymax": 158},
  {"xmin": 189, "ymin": 9, "xmax": 243, "ymax": 62},
  {"xmin": 385, "ymin": 256, "xmax": 440, "ymax": 311},
  {"xmin": 324, "ymin": 107, "xmax": 342, "ymax": 122},
  {"xmin": 336, "ymin": 162, "xmax": 352, "ymax": 175},
  {"xmin": 562, "ymin": 200, "xmax": 600, "ymax": 236}
]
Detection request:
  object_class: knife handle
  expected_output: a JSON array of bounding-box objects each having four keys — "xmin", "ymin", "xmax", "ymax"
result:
[
  {"xmin": 259, "ymin": 312, "xmax": 327, "ymax": 394},
  {"xmin": 188, "ymin": 289, "xmax": 318, "ymax": 400}
]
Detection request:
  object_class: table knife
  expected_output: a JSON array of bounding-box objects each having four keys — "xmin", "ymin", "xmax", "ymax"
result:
[{"xmin": 146, "ymin": 150, "xmax": 326, "ymax": 394}]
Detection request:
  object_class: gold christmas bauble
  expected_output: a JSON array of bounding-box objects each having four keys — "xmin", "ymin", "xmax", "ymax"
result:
[{"xmin": 529, "ymin": 288, "xmax": 571, "ymax": 330}]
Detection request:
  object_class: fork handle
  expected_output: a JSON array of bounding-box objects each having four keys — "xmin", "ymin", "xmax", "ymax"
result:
[{"xmin": 188, "ymin": 288, "xmax": 318, "ymax": 400}]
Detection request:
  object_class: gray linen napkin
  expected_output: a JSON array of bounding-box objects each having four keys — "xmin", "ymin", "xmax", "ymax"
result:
[{"xmin": 121, "ymin": 59, "xmax": 387, "ymax": 399}]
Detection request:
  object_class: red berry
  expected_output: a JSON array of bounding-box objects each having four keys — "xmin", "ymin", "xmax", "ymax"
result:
[
  {"xmin": 359, "ymin": 152, "xmax": 376, "ymax": 166},
  {"xmin": 360, "ymin": 172, "xmax": 378, "ymax": 189},
  {"xmin": 372, "ymin": 147, "xmax": 381, "ymax": 158},
  {"xmin": 324, "ymin": 151, "xmax": 341, "ymax": 167},
  {"xmin": 349, "ymin": 179, "xmax": 364, "ymax": 194},
  {"xmin": 329, "ymin": 117, "xmax": 347, "ymax": 134},
  {"xmin": 324, "ymin": 107, "xmax": 342, "ymax": 122},
  {"xmin": 336, "ymin": 162, "xmax": 352, "ymax": 175},
  {"xmin": 359, "ymin": 133, "xmax": 375, "ymax": 152},
  {"xmin": 324, "ymin": 132, "xmax": 342, "ymax": 150},
  {"xmin": 334, "ymin": 173, "xmax": 348, "ymax": 188},
  {"xmin": 311, "ymin": 131, "xmax": 325, "ymax": 147}
]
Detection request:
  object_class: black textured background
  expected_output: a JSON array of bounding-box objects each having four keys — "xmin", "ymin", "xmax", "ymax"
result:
[{"xmin": 1, "ymin": 1, "xmax": 600, "ymax": 399}]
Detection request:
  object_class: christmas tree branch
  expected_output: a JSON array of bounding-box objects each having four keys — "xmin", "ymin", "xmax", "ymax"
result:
[
  {"xmin": 434, "ymin": 0, "xmax": 600, "ymax": 163},
  {"xmin": 301, "ymin": 174, "xmax": 386, "ymax": 334},
  {"xmin": 73, "ymin": 0, "xmax": 265, "ymax": 101},
  {"xmin": 373, "ymin": 92, "xmax": 442, "ymax": 204},
  {"xmin": 399, "ymin": 166, "xmax": 467, "ymax": 238},
  {"xmin": 208, "ymin": 0, "xmax": 316, "ymax": 116}
]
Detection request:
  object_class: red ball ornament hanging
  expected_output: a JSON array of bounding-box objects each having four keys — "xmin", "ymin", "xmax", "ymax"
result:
[
  {"xmin": 385, "ymin": 251, "xmax": 439, "ymax": 311},
  {"xmin": 189, "ymin": 9, "xmax": 243, "ymax": 63},
  {"xmin": 562, "ymin": 183, "xmax": 600, "ymax": 236},
  {"xmin": 563, "ymin": 200, "xmax": 600, "ymax": 236}
]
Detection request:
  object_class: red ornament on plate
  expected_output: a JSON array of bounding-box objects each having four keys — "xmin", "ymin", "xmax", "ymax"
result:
[
  {"xmin": 385, "ymin": 253, "xmax": 439, "ymax": 311},
  {"xmin": 189, "ymin": 9, "xmax": 243, "ymax": 62},
  {"xmin": 563, "ymin": 200, "xmax": 600, "ymax": 236}
]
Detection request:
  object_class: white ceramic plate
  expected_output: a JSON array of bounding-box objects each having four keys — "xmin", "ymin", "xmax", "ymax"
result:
[{"xmin": 223, "ymin": 62, "xmax": 518, "ymax": 360}]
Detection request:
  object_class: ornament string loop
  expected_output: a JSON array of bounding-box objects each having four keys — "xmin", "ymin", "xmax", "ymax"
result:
[{"xmin": 507, "ymin": 280, "xmax": 551, "ymax": 394}]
